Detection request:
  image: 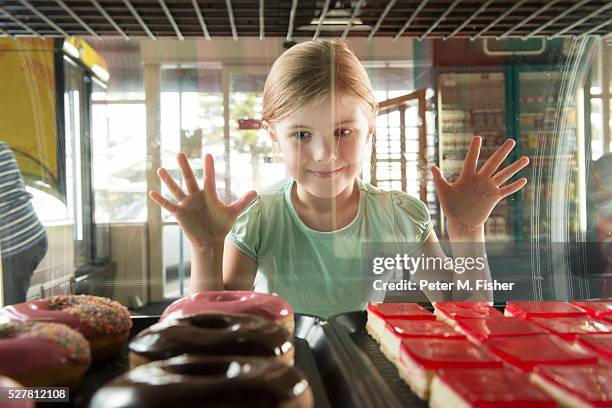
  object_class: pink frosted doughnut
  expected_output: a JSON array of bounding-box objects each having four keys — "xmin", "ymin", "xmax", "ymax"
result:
[
  {"xmin": 160, "ymin": 291, "xmax": 294, "ymax": 334},
  {"xmin": 2, "ymin": 295, "xmax": 132, "ymax": 361},
  {"xmin": 0, "ymin": 320, "xmax": 90, "ymax": 387}
]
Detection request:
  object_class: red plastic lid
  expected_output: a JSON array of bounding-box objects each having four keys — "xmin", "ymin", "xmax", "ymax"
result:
[
  {"xmin": 436, "ymin": 368, "xmax": 556, "ymax": 407},
  {"xmin": 400, "ymin": 338, "xmax": 503, "ymax": 370},
  {"xmin": 486, "ymin": 334, "xmax": 598, "ymax": 371},
  {"xmin": 367, "ymin": 303, "xmax": 435, "ymax": 320},
  {"xmin": 530, "ymin": 316, "xmax": 612, "ymax": 341},
  {"xmin": 434, "ymin": 302, "xmax": 503, "ymax": 320},
  {"xmin": 505, "ymin": 301, "xmax": 587, "ymax": 318},
  {"xmin": 576, "ymin": 334, "xmax": 612, "ymax": 361},
  {"xmin": 455, "ymin": 316, "xmax": 548, "ymax": 342},
  {"xmin": 386, "ymin": 319, "xmax": 465, "ymax": 339},
  {"xmin": 534, "ymin": 365, "xmax": 612, "ymax": 406},
  {"xmin": 571, "ymin": 301, "xmax": 612, "ymax": 318}
]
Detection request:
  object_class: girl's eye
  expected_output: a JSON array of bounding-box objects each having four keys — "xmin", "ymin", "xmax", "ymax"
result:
[
  {"xmin": 293, "ymin": 131, "xmax": 311, "ymax": 141},
  {"xmin": 335, "ymin": 128, "xmax": 353, "ymax": 138}
]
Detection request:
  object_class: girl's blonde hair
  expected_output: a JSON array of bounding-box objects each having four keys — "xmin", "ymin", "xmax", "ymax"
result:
[{"xmin": 262, "ymin": 40, "xmax": 378, "ymax": 129}]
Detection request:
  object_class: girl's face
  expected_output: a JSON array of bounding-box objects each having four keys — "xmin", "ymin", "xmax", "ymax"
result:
[{"xmin": 269, "ymin": 94, "xmax": 372, "ymax": 199}]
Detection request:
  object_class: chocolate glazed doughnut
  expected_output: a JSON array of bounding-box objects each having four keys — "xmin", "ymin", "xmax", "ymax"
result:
[
  {"xmin": 129, "ymin": 313, "xmax": 294, "ymax": 368},
  {"xmin": 90, "ymin": 355, "xmax": 314, "ymax": 408}
]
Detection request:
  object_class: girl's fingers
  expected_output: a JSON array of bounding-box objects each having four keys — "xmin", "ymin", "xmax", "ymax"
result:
[
  {"xmin": 498, "ymin": 177, "xmax": 528, "ymax": 198},
  {"xmin": 177, "ymin": 153, "xmax": 200, "ymax": 194},
  {"xmin": 462, "ymin": 136, "xmax": 482, "ymax": 175},
  {"xmin": 203, "ymin": 154, "xmax": 217, "ymax": 195},
  {"xmin": 157, "ymin": 167, "xmax": 187, "ymax": 201},
  {"xmin": 431, "ymin": 165, "xmax": 451, "ymax": 194},
  {"xmin": 227, "ymin": 190, "xmax": 257, "ymax": 216},
  {"xmin": 149, "ymin": 191, "xmax": 179, "ymax": 213},
  {"xmin": 479, "ymin": 139, "xmax": 516, "ymax": 177},
  {"xmin": 491, "ymin": 156, "xmax": 530, "ymax": 186}
]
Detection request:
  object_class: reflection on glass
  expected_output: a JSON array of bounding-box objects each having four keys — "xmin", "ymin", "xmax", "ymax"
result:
[
  {"xmin": 591, "ymin": 98, "xmax": 603, "ymax": 160},
  {"xmin": 438, "ymin": 72, "xmax": 509, "ymax": 240},
  {"xmin": 519, "ymin": 70, "xmax": 581, "ymax": 243}
]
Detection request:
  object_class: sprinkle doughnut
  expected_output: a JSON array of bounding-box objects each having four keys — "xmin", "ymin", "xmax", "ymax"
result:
[
  {"xmin": 129, "ymin": 313, "xmax": 294, "ymax": 368},
  {"xmin": 2, "ymin": 295, "xmax": 132, "ymax": 361},
  {"xmin": 90, "ymin": 355, "xmax": 314, "ymax": 408},
  {"xmin": 0, "ymin": 376, "xmax": 35, "ymax": 408},
  {"xmin": 0, "ymin": 320, "xmax": 91, "ymax": 387},
  {"xmin": 160, "ymin": 291, "xmax": 294, "ymax": 334}
]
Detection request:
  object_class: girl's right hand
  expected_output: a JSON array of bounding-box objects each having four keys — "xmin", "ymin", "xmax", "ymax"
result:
[{"xmin": 149, "ymin": 153, "xmax": 257, "ymax": 249}]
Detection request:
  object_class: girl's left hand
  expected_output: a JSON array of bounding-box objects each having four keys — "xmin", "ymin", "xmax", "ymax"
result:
[{"xmin": 431, "ymin": 136, "xmax": 529, "ymax": 232}]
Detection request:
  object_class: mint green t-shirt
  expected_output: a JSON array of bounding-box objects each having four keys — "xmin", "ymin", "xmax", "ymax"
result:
[{"xmin": 228, "ymin": 178, "xmax": 433, "ymax": 317}]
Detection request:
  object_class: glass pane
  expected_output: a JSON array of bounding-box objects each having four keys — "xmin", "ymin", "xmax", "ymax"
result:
[
  {"xmin": 4, "ymin": 33, "xmax": 611, "ymax": 318},
  {"xmin": 590, "ymin": 45, "xmax": 603, "ymax": 95},
  {"xmin": 159, "ymin": 67, "xmax": 224, "ymax": 298},
  {"xmin": 229, "ymin": 71, "xmax": 284, "ymax": 195},
  {"xmin": 590, "ymin": 98, "xmax": 603, "ymax": 160},
  {"xmin": 439, "ymin": 72, "xmax": 508, "ymax": 237}
]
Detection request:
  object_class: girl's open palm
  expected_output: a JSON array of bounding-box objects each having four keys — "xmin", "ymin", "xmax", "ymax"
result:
[
  {"xmin": 149, "ymin": 153, "xmax": 257, "ymax": 248},
  {"xmin": 431, "ymin": 136, "xmax": 529, "ymax": 231}
]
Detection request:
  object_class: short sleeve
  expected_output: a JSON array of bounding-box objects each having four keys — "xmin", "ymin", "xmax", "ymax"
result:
[
  {"xmin": 228, "ymin": 196, "xmax": 261, "ymax": 262},
  {"xmin": 390, "ymin": 191, "xmax": 433, "ymax": 244}
]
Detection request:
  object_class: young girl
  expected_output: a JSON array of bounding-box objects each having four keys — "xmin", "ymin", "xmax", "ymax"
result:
[{"xmin": 149, "ymin": 40, "xmax": 529, "ymax": 317}]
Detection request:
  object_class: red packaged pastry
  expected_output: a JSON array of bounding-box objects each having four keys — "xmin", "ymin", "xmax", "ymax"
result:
[
  {"xmin": 454, "ymin": 316, "xmax": 548, "ymax": 344},
  {"xmin": 571, "ymin": 301, "xmax": 612, "ymax": 318},
  {"xmin": 530, "ymin": 316, "xmax": 612, "ymax": 341},
  {"xmin": 505, "ymin": 301, "xmax": 587, "ymax": 319},
  {"xmin": 531, "ymin": 365, "xmax": 612, "ymax": 408},
  {"xmin": 367, "ymin": 303, "xmax": 435, "ymax": 320},
  {"xmin": 366, "ymin": 302, "xmax": 435, "ymax": 343},
  {"xmin": 430, "ymin": 368, "xmax": 555, "ymax": 408},
  {"xmin": 398, "ymin": 338, "xmax": 502, "ymax": 399},
  {"xmin": 379, "ymin": 319, "xmax": 465, "ymax": 363},
  {"xmin": 486, "ymin": 334, "xmax": 598, "ymax": 371},
  {"xmin": 434, "ymin": 302, "xmax": 503, "ymax": 326},
  {"xmin": 576, "ymin": 334, "xmax": 612, "ymax": 361}
]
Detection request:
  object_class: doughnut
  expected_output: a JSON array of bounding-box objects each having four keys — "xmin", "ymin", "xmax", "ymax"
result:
[
  {"xmin": 129, "ymin": 313, "xmax": 294, "ymax": 368},
  {"xmin": 485, "ymin": 334, "xmax": 598, "ymax": 371},
  {"xmin": 90, "ymin": 355, "xmax": 314, "ymax": 408},
  {"xmin": 430, "ymin": 368, "xmax": 555, "ymax": 408},
  {"xmin": 2, "ymin": 295, "xmax": 132, "ymax": 361},
  {"xmin": 398, "ymin": 338, "xmax": 502, "ymax": 399},
  {"xmin": 0, "ymin": 320, "xmax": 90, "ymax": 387},
  {"xmin": 530, "ymin": 365, "xmax": 612, "ymax": 408},
  {"xmin": 160, "ymin": 291, "xmax": 294, "ymax": 334},
  {"xmin": 0, "ymin": 376, "xmax": 35, "ymax": 408}
]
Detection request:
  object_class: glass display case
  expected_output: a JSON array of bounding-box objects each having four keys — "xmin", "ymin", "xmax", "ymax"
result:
[{"xmin": 437, "ymin": 72, "xmax": 510, "ymax": 240}]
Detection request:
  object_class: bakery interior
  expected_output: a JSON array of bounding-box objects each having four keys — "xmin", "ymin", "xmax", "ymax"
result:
[{"xmin": 0, "ymin": 0, "xmax": 611, "ymax": 407}]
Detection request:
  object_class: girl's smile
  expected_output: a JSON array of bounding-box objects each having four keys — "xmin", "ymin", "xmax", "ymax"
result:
[{"xmin": 307, "ymin": 166, "xmax": 346, "ymax": 178}]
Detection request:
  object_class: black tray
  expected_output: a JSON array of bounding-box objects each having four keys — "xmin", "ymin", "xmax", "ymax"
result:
[
  {"xmin": 329, "ymin": 305, "xmax": 509, "ymax": 408},
  {"xmin": 64, "ymin": 313, "xmax": 379, "ymax": 408},
  {"xmin": 329, "ymin": 310, "xmax": 427, "ymax": 408}
]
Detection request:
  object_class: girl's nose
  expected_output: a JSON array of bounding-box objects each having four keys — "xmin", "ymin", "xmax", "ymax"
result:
[{"xmin": 312, "ymin": 136, "xmax": 338, "ymax": 162}]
